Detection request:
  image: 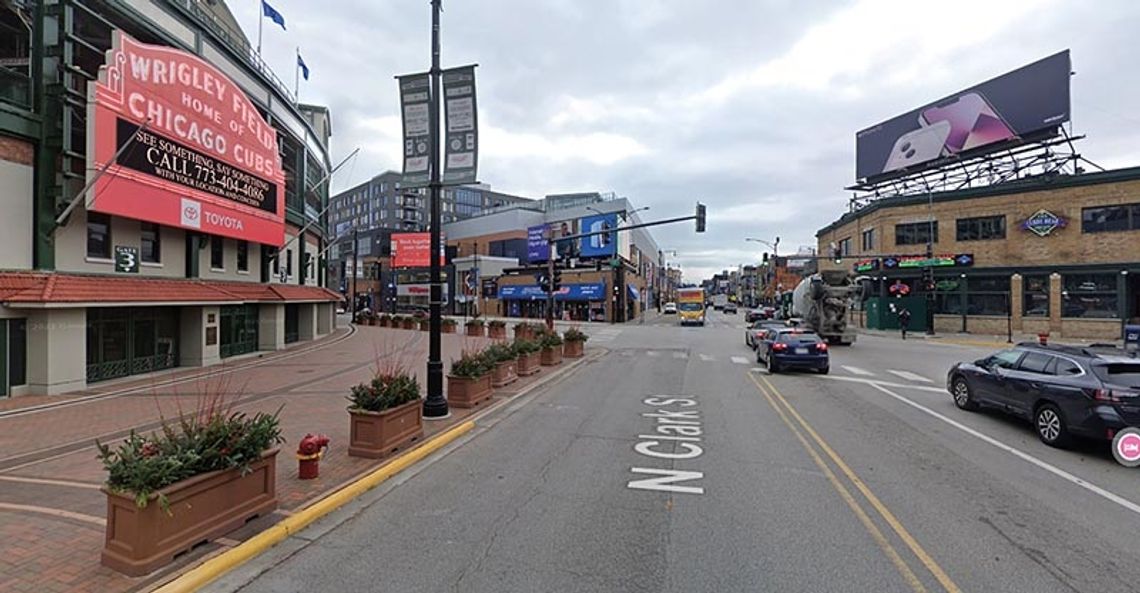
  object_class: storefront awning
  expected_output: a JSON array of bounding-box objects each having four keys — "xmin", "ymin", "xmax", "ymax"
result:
[
  {"xmin": 0, "ymin": 272, "xmax": 342, "ymax": 308},
  {"xmin": 627, "ymin": 284, "xmax": 640, "ymax": 300},
  {"xmin": 498, "ymin": 283, "xmax": 606, "ymax": 301}
]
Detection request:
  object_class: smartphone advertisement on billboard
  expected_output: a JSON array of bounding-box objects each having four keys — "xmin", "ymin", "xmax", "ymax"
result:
[
  {"xmin": 578, "ymin": 212, "xmax": 618, "ymax": 258},
  {"xmin": 86, "ymin": 31, "xmax": 286, "ymax": 245},
  {"xmin": 855, "ymin": 50, "xmax": 1070, "ymax": 182}
]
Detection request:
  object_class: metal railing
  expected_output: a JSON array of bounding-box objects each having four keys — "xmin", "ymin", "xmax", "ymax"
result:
[{"xmin": 176, "ymin": 0, "xmax": 297, "ymax": 105}]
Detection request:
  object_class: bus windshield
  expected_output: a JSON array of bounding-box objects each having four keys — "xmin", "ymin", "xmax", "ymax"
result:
[{"xmin": 678, "ymin": 302, "xmax": 702, "ymax": 312}]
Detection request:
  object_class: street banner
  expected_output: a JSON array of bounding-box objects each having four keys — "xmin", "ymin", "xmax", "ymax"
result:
[
  {"xmin": 398, "ymin": 73, "xmax": 432, "ymax": 188},
  {"xmin": 87, "ymin": 32, "xmax": 286, "ymax": 245},
  {"xmin": 442, "ymin": 65, "xmax": 478, "ymax": 185}
]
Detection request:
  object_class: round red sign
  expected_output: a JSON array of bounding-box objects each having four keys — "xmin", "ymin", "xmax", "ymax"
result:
[{"xmin": 1112, "ymin": 428, "xmax": 1140, "ymax": 467}]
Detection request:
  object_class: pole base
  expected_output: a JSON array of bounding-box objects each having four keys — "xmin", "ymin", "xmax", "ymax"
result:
[{"xmin": 422, "ymin": 398, "xmax": 450, "ymax": 418}]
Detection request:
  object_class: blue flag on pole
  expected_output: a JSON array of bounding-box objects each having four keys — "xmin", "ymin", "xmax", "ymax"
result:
[
  {"xmin": 297, "ymin": 53, "xmax": 310, "ymax": 80},
  {"xmin": 262, "ymin": 1, "xmax": 286, "ymax": 30}
]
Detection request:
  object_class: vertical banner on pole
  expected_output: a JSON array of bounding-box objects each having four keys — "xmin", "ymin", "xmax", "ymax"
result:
[
  {"xmin": 398, "ymin": 73, "xmax": 432, "ymax": 188},
  {"xmin": 441, "ymin": 65, "xmax": 478, "ymax": 185}
]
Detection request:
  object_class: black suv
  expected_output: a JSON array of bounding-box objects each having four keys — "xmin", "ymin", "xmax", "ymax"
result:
[{"xmin": 947, "ymin": 343, "xmax": 1140, "ymax": 448}]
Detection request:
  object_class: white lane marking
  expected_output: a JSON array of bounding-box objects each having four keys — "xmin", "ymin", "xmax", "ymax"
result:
[
  {"xmin": 673, "ymin": 352, "xmax": 689, "ymax": 359},
  {"xmin": 731, "ymin": 356, "xmax": 750, "ymax": 365},
  {"xmin": 647, "ymin": 351, "xmax": 660, "ymax": 357},
  {"xmin": 699, "ymin": 354, "xmax": 715, "ymax": 362},
  {"xmin": 822, "ymin": 375, "xmax": 946, "ymax": 394},
  {"xmin": 867, "ymin": 381, "xmax": 1140, "ymax": 517},
  {"xmin": 888, "ymin": 370, "xmax": 933, "ymax": 383},
  {"xmin": 842, "ymin": 365, "xmax": 876, "ymax": 376}
]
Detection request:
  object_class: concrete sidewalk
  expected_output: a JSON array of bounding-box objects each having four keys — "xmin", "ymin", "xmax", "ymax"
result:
[
  {"xmin": 855, "ymin": 326, "xmax": 1124, "ymax": 349},
  {"xmin": 0, "ymin": 323, "xmax": 597, "ymax": 593}
]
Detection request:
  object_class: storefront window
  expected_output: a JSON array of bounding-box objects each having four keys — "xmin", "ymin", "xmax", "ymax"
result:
[
  {"xmin": 140, "ymin": 222, "xmax": 160, "ymax": 263},
  {"xmin": 966, "ymin": 276, "xmax": 1010, "ymax": 316},
  {"xmin": 1062, "ymin": 272, "xmax": 1119, "ymax": 318},
  {"xmin": 87, "ymin": 212, "xmax": 111, "ymax": 259},
  {"xmin": 1023, "ymin": 275, "xmax": 1050, "ymax": 316}
]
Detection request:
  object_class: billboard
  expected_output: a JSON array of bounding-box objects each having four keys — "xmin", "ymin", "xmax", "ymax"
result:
[
  {"xmin": 87, "ymin": 32, "xmax": 286, "ymax": 245},
  {"xmin": 526, "ymin": 225, "xmax": 549, "ymax": 263},
  {"xmin": 578, "ymin": 213, "xmax": 618, "ymax": 258},
  {"xmin": 855, "ymin": 51, "xmax": 1070, "ymax": 182},
  {"xmin": 391, "ymin": 232, "xmax": 445, "ymax": 268}
]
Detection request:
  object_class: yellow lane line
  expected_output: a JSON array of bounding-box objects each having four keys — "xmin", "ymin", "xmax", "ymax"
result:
[
  {"xmin": 746, "ymin": 373, "xmax": 928, "ymax": 593},
  {"xmin": 758, "ymin": 374, "xmax": 963, "ymax": 593}
]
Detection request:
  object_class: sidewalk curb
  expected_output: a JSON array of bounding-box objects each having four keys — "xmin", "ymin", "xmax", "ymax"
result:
[{"xmin": 150, "ymin": 420, "xmax": 475, "ymax": 593}]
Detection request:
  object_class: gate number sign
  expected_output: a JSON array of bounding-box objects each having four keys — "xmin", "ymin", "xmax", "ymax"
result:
[{"xmin": 115, "ymin": 245, "xmax": 139, "ymax": 274}]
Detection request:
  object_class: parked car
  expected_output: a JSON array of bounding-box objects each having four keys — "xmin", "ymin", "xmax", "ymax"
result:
[
  {"xmin": 663, "ymin": 302, "xmax": 678, "ymax": 314},
  {"xmin": 745, "ymin": 320, "xmax": 786, "ymax": 349},
  {"xmin": 756, "ymin": 329, "xmax": 829, "ymax": 374},
  {"xmin": 724, "ymin": 303, "xmax": 738, "ymax": 314},
  {"xmin": 946, "ymin": 343, "xmax": 1140, "ymax": 448}
]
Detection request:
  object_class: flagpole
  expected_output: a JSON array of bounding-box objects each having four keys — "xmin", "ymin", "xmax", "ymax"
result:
[
  {"xmin": 294, "ymin": 47, "xmax": 300, "ymax": 100},
  {"xmin": 257, "ymin": 0, "xmax": 263, "ymax": 54}
]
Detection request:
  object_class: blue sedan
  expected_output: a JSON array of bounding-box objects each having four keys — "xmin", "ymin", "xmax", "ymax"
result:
[{"xmin": 756, "ymin": 330, "xmax": 829, "ymax": 374}]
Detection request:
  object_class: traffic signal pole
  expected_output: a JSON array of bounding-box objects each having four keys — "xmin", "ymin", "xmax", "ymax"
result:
[{"xmin": 546, "ymin": 227, "xmax": 556, "ymax": 332}]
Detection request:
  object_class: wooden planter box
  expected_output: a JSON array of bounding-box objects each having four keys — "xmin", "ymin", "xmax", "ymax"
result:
[
  {"xmin": 348, "ymin": 399, "xmax": 424, "ymax": 459},
  {"xmin": 442, "ymin": 323, "xmax": 457, "ymax": 333},
  {"xmin": 447, "ymin": 373, "xmax": 493, "ymax": 408},
  {"xmin": 401, "ymin": 319, "xmax": 416, "ymax": 330},
  {"xmin": 420, "ymin": 321, "xmax": 431, "ymax": 331},
  {"xmin": 514, "ymin": 326, "xmax": 534, "ymax": 341},
  {"xmin": 492, "ymin": 359, "xmax": 518, "ymax": 387},
  {"xmin": 465, "ymin": 324, "xmax": 484, "ymax": 337},
  {"xmin": 540, "ymin": 345, "xmax": 563, "ymax": 366},
  {"xmin": 378, "ymin": 318, "xmax": 390, "ymax": 328},
  {"xmin": 101, "ymin": 448, "xmax": 280, "ymax": 576},
  {"xmin": 564, "ymin": 340, "xmax": 585, "ymax": 358},
  {"xmin": 487, "ymin": 325, "xmax": 507, "ymax": 339},
  {"xmin": 517, "ymin": 351, "xmax": 541, "ymax": 376}
]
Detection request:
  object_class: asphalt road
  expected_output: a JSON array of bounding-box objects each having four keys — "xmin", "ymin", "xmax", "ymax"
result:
[{"xmin": 211, "ymin": 310, "xmax": 1140, "ymax": 593}]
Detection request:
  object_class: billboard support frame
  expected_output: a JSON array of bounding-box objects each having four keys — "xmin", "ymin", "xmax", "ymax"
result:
[{"xmin": 846, "ymin": 132, "xmax": 1103, "ymax": 211}]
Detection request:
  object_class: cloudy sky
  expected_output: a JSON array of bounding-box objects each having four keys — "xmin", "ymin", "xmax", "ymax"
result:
[{"xmin": 234, "ymin": 0, "xmax": 1140, "ymax": 282}]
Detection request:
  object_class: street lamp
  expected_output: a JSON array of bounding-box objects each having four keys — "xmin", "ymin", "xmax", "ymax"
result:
[{"xmin": 745, "ymin": 236, "xmax": 780, "ymax": 257}]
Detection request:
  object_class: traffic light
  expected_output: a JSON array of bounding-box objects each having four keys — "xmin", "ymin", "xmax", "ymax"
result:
[
  {"xmin": 552, "ymin": 268, "xmax": 563, "ymax": 292},
  {"xmin": 600, "ymin": 222, "xmax": 611, "ymax": 246},
  {"xmin": 922, "ymin": 267, "xmax": 936, "ymax": 292},
  {"xmin": 695, "ymin": 203, "xmax": 706, "ymax": 233},
  {"xmin": 535, "ymin": 272, "xmax": 550, "ymax": 293},
  {"xmin": 762, "ymin": 252, "xmax": 769, "ymax": 264}
]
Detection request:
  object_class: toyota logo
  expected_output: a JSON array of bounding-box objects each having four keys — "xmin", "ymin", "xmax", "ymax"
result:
[{"xmin": 184, "ymin": 207, "xmax": 198, "ymax": 220}]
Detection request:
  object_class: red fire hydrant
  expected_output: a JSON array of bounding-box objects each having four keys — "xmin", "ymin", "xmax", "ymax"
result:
[
  {"xmin": 296, "ymin": 433, "xmax": 330, "ymax": 480},
  {"xmin": 1038, "ymin": 332, "xmax": 1050, "ymax": 346}
]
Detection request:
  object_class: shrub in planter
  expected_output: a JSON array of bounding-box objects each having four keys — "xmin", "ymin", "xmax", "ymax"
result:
[
  {"xmin": 96, "ymin": 393, "xmax": 283, "ymax": 576},
  {"xmin": 347, "ymin": 368, "xmax": 424, "ymax": 459},
  {"xmin": 447, "ymin": 349, "xmax": 493, "ymax": 407},
  {"xmin": 442, "ymin": 318, "xmax": 458, "ymax": 333},
  {"xmin": 378, "ymin": 314, "xmax": 392, "ymax": 327},
  {"xmin": 539, "ymin": 332, "xmax": 564, "ymax": 366},
  {"xmin": 513, "ymin": 338, "xmax": 542, "ymax": 376},
  {"xmin": 401, "ymin": 316, "xmax": 417, "ymax": 330},
  {"xmin": 465, "ymin": 318, "xmax": 485, "ymax": 337},
  {"xmin": 487, "ymin": 319, "xmax": 508, "ymax": 339},
  {"xmin": 563, "ymin": 327, "xmax": 588, "ymax": 358},
  {"xmin": 514, "ymin": 322, "xmax": 534, "ymax": 341},
  {"xmin": 419, "ymin": 317, "xmax": 431, "ymax": 331},
  {"xmin": 484, "ymin": 342, "xmax": 518, "ymax": 387}
]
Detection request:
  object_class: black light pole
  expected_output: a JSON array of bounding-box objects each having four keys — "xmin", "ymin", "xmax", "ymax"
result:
[
  {"xmin": 351, "ymin": 227, "xmax": 359, "ymax": 319},
  {"xmin": 925, "ymin": 186, "xmax": 936, "ymax": 336},
  {"xmin": 423, "ymin": 0, "xmax": 448, "ymax": 419}
]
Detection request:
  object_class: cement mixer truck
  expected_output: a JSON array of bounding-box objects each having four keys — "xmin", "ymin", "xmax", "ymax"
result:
[{"xmin": 791, "ymin": 271, "xmax": 863, "ymax": 345}]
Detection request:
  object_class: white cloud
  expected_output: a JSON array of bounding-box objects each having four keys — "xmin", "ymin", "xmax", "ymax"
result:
[{"xmin": 482, "ymin": 125, "xmax": 650, "ymax": 165}]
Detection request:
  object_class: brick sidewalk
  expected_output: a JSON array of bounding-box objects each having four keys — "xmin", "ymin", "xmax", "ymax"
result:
[{"xmin": 0, "ymin": 324, "xmax": 595, "ymax": 593}]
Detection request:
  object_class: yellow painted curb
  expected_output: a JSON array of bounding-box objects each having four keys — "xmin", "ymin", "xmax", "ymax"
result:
[{"xmin": 152, "ymin": 420, "xmax": 476, "ymax": 593}]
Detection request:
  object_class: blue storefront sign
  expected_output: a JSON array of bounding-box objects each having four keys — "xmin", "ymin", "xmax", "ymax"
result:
[
  {"xmin": 578, "ymin": 212, "xmax": 618, "ymax": 258},
  {"xmin": 527, "ymin": 225, "xmax": 549, "ymax": 263},
  {"xmin": 498, "ymin": 282, "xmax": 606, "ymax": 301}
]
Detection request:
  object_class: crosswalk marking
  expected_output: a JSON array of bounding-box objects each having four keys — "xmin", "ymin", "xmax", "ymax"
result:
[
  {"xmin": 888, "ymin": 370, "xmax": 933, "ymax": 383},
  {"xmin": 842, "ymin": 365, "xmax": 876, "ymax": 376},
  {"xmin": 699, "ymin": 354, "xmax": 715, "ymax": 362},
  {"xmin": 647, "ymin": 351, "xmax": 660, "ymax": 357},
  {"xmin": 672, "ymin": 352, "xmax": 688, "ymax": 359},
  {"xmin": 730, "ymin": 356, "xmax": 750, "ymax": 365}
]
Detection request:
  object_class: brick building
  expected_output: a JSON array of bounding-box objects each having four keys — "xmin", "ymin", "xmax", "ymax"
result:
[{"xmin": 816, "ymin": 167, "xmax": 1140, "ymax": 340}]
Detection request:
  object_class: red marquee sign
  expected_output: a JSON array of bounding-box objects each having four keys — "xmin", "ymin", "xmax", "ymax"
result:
[{"xmin": 86, "ymin": 31, "xmax": 286, "ymax": 245}]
